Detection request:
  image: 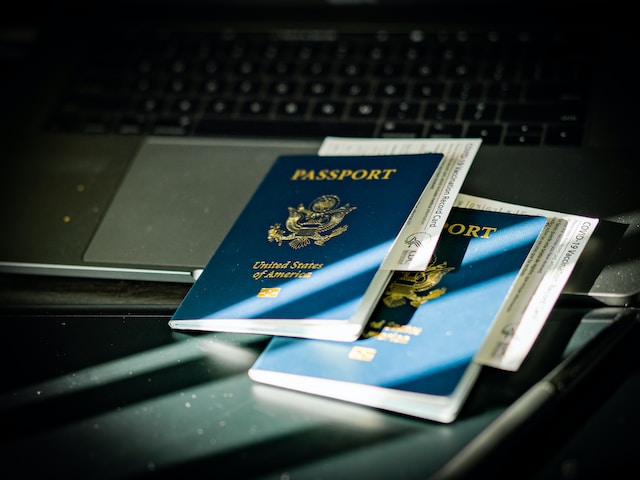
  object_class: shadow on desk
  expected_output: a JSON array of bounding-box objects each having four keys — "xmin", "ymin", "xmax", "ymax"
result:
[{"xmin": 0, "ymin": 277, "xmax": 638, "ymax": 479}]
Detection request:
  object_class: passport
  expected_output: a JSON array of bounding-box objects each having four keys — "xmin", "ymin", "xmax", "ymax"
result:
[
  {"xmin": 249, "ymin": 207, "xmax": 549, "ymax": 422},
  {"xmin": 169, "ymin": 152, "xmax": 448, "ymax": 341}
]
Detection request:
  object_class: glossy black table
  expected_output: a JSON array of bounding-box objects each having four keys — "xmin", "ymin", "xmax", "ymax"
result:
[{"xmin": 1, "ymin": 274, "xmax": 638, "ymax": 479}]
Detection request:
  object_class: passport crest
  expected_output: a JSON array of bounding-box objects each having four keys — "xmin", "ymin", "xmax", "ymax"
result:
[{"xmin": 268, "ymin": 194, "xmax": 356, "ymax": 249}]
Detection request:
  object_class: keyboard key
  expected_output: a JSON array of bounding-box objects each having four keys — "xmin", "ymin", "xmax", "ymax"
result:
[
  {"xmin": 172, "ymin": 97, "xmax": 196, "ymax": 114},
  {"xmin": 427, "ymin": 123, "xmax": 463, "ymax": 138},
  {"xmin": 302, "ymin": 61, "xmax": 331, "ymax": 76},
  {"xmin": 485, "ymin": 62, "xmax": 517, "ymax": 81},
  {"xmin": 414, "ymin": 81, "xmax": 445, "ymax": 99},
  {"xmin": 340, "ymin": 82, "xmax": 369, "ymax": 97},
  {"xmin": 338, "ymin": 62, "xmax": 366, "ymax": 77},
  {"xmin": 269, "ymin": 60, "xmax": 296, "ymax": 75},
  {"xmin": 424, "ymin": 101, "xmax": 459, "ymax": 120},
  {"xmin": 545, "ymin": 125, "xmax": 584, "ymax": 146},
  {"xmin": 380, "ymin": 121, "xmax": 425, "ymax": 138},
  {"xmin": 462, "ymin": 102, "xmax": 498, "ymax": 122},
  {"xmin": 450, "ymin": 82, "xmax": 483, "ymax": 101},
  {"xmin": 240, "ymin": 99, "xmax": 272, "ymax": 116},
  {"xmin": 410, "ymin": 63, "xmax": 438, "ymax": 78},
  {"xmin": 206, "ymin": 98, "xmax": 236, "ymax": 115},
  {"xmin": 167, "ymin": 59, "xmax": 188, "ymax": 77},
  {"xmin": 152, "ymin": 115, "xmax": 193, "ymax": 135},
  {"xmin": 138, "ymin": 97, "xmax": 165, "ymax": 113},
  {"xmin": 312, "ymin": 100, "xmax": 346, "ymax": 118},
  {"xmin": 376, "ymin": 82, "xmax": 407, "ymax": 98},
  {"xmin": 486, "ymin": 82, "xmax": 522, "ymax": 100},
  {"xmin": 276, "ymin": 100, "xmax": 309, "ymax": 117},
  {"xmin": 234, "ymin": 79, "xmax": 262, "ymax": 95},
  {"xmin": 202, "ymin": 79, "xmax": 226, "ymax": 94},
  {"xmin": 465, "ymin": 124, "xmax": 503, "ymax": 144},
  {"xmin": 134, "ymin": 77, "xmax": 157, "ymax": 93},
  {"xmin": 349, "ymin": 101, "xmax": 383, "ymax": 119},
  {"xmin": 202, "ymin": 59, "xmax": 225, "ymax": 75},
  {"xmin": 386, "ymin": 101, "xmax": 421, "ymax": 121},
  {"xmin": 373, "ymin": 62, "xmax": 404, "ymax": 77},
  {"xmin": 444, "ymin": 62, "xmax": 479, "ymax": 80},
  {"xmin": 504, "ymin": 124, "xmax": 543, "ymax": 145},
  {"xmin": 305, "ymin": 80, "xmax": 333, "ymax": 96},
  {"xmin": 270, "ymin": 80, "xmax": 297, "ymax": 96}
]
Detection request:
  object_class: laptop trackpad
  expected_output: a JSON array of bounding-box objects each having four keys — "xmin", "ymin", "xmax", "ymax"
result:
[{"xmin": 84, "ymin": 137, "xmax": 319, "ymax": 270}]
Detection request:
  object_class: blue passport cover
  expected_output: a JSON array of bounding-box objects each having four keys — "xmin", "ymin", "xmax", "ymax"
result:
[
  {"xmin": 170, "ymin": 152, "xmax": 444, "ymax": 340},
  {"xmin": 249, "ymin": 207, "xmax": 548, "ymax": 422}
]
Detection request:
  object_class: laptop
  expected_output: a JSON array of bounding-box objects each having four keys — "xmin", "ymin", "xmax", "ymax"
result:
[{"xmin": 1, "ymin": 0, "xmax": 638, "ymax": 307}]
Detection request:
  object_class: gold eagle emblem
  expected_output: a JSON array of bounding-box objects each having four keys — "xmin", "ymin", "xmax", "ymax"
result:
[
  {"xmin": 383, "ymin": 258, "xmax": 455, "ymax": 308},
  {"xmin": 268, "ymin": 194, "xmax": 356, "ymax": 249}
]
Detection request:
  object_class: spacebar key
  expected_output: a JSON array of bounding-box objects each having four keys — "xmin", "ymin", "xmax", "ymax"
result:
[{"xmin": 194, "ymin": 119, "xmax": 376, "ymax": 138}]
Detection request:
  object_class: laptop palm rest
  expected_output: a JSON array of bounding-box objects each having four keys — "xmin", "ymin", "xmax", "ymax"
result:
[{"xmin": 83, "ymin": 137, "xmax": 319, "ymax": 272}]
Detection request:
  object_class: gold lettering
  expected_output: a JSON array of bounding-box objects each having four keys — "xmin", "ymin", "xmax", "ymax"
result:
[
  {"xmin": 290, "ymin": 168, "xmax": 398, "ymax": 180},
  {"xmin": 377, "ymin": 331, "xmax": 411, "ymax": 344},
  {"xmin": 480, "ymin": 226, "xmax": 497, "ymax": 238},
  {"xmin": 290, "ymin": 261, "xmax": 324, "ymax": 269},
  {"xmin": 444, "ymin": 223, "xmax": 498, "ymax": 238},
  {"xmin": 380, "ymin": 168, "xmax": 397, "ymax": 179},
  {"xmin": 367, "ymin": 169, "xmax": 382, "ymax": 179},
  {"xmin": 384, "ymin": 324, "xmax": 423, "ymax": 336},
  {"xmin": 465, "ymin": 225, "xmax": 481, "ymax": 237},
  {"xmin": 337, "ymin": 169, "xmax": 353, "ymax": 180},
  {"xmin": 253, "ymin": 260, "xmax": 291, "ymax": 269},
  {"xmin": 290, "ymin": 169, "xmax": 309, "ymax": 180},
  {"xmin": 447, "ymin": 223, "xmax": 466, "ymax": 235},
  {"xmin": 351, "ymin": 169, "xmax": 368, "ymax": 180}
]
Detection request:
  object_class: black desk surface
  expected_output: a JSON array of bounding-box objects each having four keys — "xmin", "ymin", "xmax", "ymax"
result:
[{"xmin": 1, "ymin": 274, "xmax": 639, "ymax": 479}]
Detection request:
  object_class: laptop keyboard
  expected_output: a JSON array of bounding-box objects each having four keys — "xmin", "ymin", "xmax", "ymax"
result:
[{"xmin": 47, "ymin": 29, "xmax": 596, "ymax": 146}]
